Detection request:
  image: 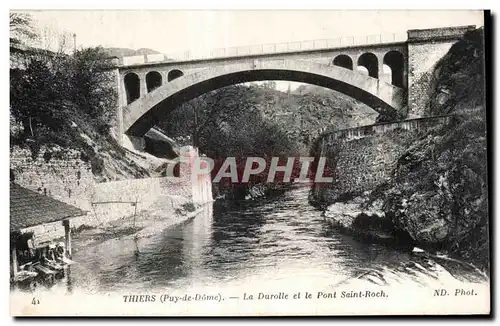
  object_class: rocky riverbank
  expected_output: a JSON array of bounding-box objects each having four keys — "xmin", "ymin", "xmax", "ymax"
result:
[
  {"xmin": 317, "ymin": 28, "xmax": 488, "ymax": 272},
  {"xmin": 322, "ymin": 194, "xmax": 414, "ymax": 248}
]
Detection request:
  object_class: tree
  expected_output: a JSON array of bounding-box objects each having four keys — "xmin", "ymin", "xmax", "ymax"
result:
[
  {"xmin": 10, "ymin": 55, "xmax": 72, "ymax": 139},
  {"xmin": 11, "ymin": 20, "xmax": 117, "ymax": 144},
  {"xmin": 261, "ymin": 81, "xmax": 276, "ymax": 90},
  {"xmin": 9, "ymin": 12, "xmax": 37, "ymax": 48},
  {"xmin": 160, "ymin": 86, "xmax": 260, "ymax": 149},
  {"xmin": 157, "ymin": 84, "xmax": 302, "ymax": 198},
  {"xmin": 71, "ymin": 47, "xmax": 117, "ymax": 125}
]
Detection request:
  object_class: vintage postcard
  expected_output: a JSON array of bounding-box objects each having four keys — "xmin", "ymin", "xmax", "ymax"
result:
[{"xmin": 9, "ymin": 9, "xmax": 490, "ymax": 316}]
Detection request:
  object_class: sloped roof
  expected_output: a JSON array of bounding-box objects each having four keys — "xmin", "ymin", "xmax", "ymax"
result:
[{"xmin": 10, "ymin": 182, "xmax": 86, "ymax": 232}]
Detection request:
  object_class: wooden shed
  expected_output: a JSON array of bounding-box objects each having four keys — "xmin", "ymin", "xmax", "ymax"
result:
[{"xmin": 10, "ymin": 182, "xmax": 86, "ymax": 286}]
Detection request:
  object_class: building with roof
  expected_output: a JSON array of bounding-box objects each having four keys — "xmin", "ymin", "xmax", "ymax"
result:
[
  {"xmin": 10, "ymin": 182, "xmax": 87, "ymax": 281},
  {"xmin": 10, "ymin": 182, "xmax": 86, "ymax": 235}
]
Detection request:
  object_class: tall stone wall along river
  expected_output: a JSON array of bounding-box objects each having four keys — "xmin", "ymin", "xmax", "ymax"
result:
[{"xmin": 310, "ymin": 116, "xmax": 451, "ymax": 206}]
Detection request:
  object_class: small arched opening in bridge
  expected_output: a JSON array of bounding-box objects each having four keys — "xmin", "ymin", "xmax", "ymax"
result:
[
  {"xmin": 168, "ymin": 69, "xmax": 184, "ymax": 82},
  {"xmin": 332, "ymin": 55, "xmax": 353, "ymax": 70},
  {"xmin": 383, "ymin": 51, "xmax": 405, "ymax": 88},
  {"xmin": 146, "ymin": 71, "xmax": 163, "ymax": 92},
  {"xmin": 124, "ymin": 72, "xmax": 140, "ymax": 104},
  {"xmin": 357, "ymin": 53, "xmax": 378, "ymax": 79}
]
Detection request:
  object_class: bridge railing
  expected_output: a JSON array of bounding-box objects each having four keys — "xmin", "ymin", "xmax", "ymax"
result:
[{"xmin": 120, "ymin": 32, "xmax": 408, "ymax": 66}]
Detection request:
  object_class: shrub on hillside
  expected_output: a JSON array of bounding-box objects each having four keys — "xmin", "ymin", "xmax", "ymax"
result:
[{"xmin": 10, "ymin": 46, "xmax": 116, "ymax": 144}]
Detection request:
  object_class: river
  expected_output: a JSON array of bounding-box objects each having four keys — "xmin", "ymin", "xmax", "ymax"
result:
[
  {"xmin": 63, "ymin": 186, "xmax": 486, "ymax": 294},
  {"xmin": 14, "ymin": 186, "xmax": 489, "ymax": 315}
]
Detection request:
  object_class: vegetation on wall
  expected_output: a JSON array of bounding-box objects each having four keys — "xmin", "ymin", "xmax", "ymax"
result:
[
  {"xmin": 10, "ymin": 13, "xmax": 148, "ymax": 180},
  {"xmin": 10, "ymin": 47, "xmax": 116, "ymax": 142}
]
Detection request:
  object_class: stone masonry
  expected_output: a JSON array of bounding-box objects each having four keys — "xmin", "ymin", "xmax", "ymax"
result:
[
  {"xmin": 116, "ymin": 25, "xmax": 476, "ymax": 140},
  {"xmin": 406, "ymin": 25, "xmax": 476, "ymax": 118},
  {"xmin": 10, "ymin": 145, "xmax": 212, "ymax": 232},
  {"xmin": 10, "ymin": 146, "xmax": 95, "ymax": 211},
  {"xmin": 310, "ymin": 116, "xmax": 451, "ymax": 204}
]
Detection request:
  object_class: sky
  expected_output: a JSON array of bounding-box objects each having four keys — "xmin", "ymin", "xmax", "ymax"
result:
[
  {"xmin": 16, "ymin": 10, "xmax": 485, "ymax": 91},
  {"xmin": 22, "ymin": 10, "xmax": 485, "ymax": 56}
]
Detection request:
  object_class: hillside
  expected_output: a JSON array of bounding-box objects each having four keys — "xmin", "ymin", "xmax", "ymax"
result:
[
  {"xmin": 9, "ymin": 103, "xmax": 155, "ymax": 182},
  {"xmin": 266, "ymin": 85, "xmax": 378, "ymax": 145},
  {"xmin": 9, "ymin": 46, "xmax": 159, "ymax": 183},
  {"xmin": 154, "ymin": 81, "xmax": 380, "ymax": 199},
  {"xmin": 367, "ymin": 28, "xmax": 488, "ymax": 270},
  {"xmin": 102, "ymin": 47, "xmax": 162, "ymax": 58},
  {"xmin": 157, "ymin": 83, "xmax": 379, "ymax": 151}
]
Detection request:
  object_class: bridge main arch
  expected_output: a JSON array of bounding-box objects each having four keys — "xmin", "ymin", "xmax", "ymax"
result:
[{"xmin": 122, "ymin": 59, "xmax": 405, "ymax": 136}]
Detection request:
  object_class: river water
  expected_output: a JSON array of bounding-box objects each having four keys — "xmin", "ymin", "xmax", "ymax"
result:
[
  {"xmin": 63, "ymin": 186, "xmax": 486, "ymax": 295},
  {"xmin": 13, "ymin": 186, "xmax": 489, "ymax": 315}
]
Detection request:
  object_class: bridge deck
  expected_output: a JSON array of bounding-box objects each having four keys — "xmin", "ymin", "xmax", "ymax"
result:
[{"xmin": 116, "ymin": 33, "xmax": 408, "ymax": 68}]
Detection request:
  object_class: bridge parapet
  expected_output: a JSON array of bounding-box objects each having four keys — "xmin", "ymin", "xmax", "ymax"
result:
[
  {"xmin": 322, "ymin": 115, "xmax": 452, "ymax": 142},
  {"xmin": 117, "ymin": 32, "xmax": 408, "ymax": 66},
  {"xmin": 407, "ymin": 25, "xmax": 476, "ymax": 43}
]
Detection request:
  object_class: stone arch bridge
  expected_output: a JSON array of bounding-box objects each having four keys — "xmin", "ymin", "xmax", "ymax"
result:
[{"xmin": 110, "ymin": 25, "xmax": 474, "ymax": 141}]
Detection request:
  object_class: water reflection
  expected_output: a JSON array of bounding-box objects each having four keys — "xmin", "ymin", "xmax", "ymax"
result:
[
  {"xmin": 64, "ymin": 187, "xmax": 486, "ymax": 294},
  {"xmin": 182, "ymin": 204, "xmax": 214, "ymax": 272}
]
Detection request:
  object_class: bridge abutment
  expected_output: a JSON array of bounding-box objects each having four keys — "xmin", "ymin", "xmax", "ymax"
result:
[{"xmin": 406, "ymin": 25, "xmax": 475, "ymax": 118}]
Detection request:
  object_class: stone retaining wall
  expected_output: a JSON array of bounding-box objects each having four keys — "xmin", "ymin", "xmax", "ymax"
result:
[
  {"xmin": 11, "ymin": 145, "xmax": 213, "ymax": 240},
  {"xmin": 311, "ymin": 116, "xmax": 451, "ymax": 204}
]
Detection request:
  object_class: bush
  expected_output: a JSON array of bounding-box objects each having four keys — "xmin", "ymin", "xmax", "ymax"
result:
[
  {"xmin": 181, "ymin": 202, "xmax": 196, "ymax": 212},
  {"xmin": 10, "ymin": 46, "xmax": 116, "ymax": 144}
]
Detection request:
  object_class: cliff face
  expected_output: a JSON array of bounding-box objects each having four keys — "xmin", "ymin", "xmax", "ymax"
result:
[
  {"xmin": 428, "ymin": 28, "xmax": 486, "ymax": 116},
  {"xmin": 367, "ymin": 28, "xmax": 488, "ymax": 270}
]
